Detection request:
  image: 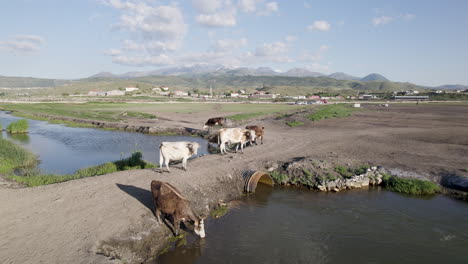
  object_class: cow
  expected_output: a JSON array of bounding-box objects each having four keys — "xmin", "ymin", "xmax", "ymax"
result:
[
  {"xmin": 159, "ymin": 141, "xmax": 200, "ymax": 172},
  {"xmin": 218, "ymin": 128, "xmax": 256, "ymax": 155},
  {"xmin": 151, "ymin": 180, "xmax": 205, "ymax": 238},
  {"xmin": 245, "ymin": 125, "xmax": 265, "ymax": 145},
  {"xmin": 203, "ymin": 117, "xmax": 226, "ymax": 129}
]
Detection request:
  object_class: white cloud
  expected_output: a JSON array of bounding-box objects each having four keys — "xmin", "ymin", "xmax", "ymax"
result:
[
  {"xmin": 238, "ymin": 0, "xmax": 258, "ymax": 12},
  {"xmin": 372, "ymin": 15, "xmax": 393, "ymax": 26},
  {"xmin": 212, "ymin": 38, "xmax": 248, "ymax": 52},
  {"xmin": 372, "ymin": 12, "xmax": 415, "ymax": 26},
  {"xmin": 192, "ymin": 0, "xmax": 223, "ymax": 13},
  {"xmin": 0, "ymin": 35, "xmax": 45, "ymax": 52},
  {"xmin": 101, "ymin": 0, "xmax": 187, "ymax": 66},
  {"xmin": 263, "ymin": 2, "xmax": 278, "ymax": 14},
  {"xmin": 307, "ymin": 20, "xmax": 331, "ymax": 32},
  {"xmin": 196, "ymin": 12, "xmax": 237, "ymax": 27},
  {"xmin": 401, "ymin": 13, "xmax": 415, "ymax": 20},
  {"xmin": 103, "ymin": 48, "xmax": 122, "ymax": 56}
]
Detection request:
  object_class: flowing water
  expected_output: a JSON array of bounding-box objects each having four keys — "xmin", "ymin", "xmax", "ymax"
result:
[
  {"xmin": 158, "ymin": 185, "xmax": 468, "ymax": 264},
  {"xmin": 0, "ymin": 111, "xmax": 209, "ymax": 174}
]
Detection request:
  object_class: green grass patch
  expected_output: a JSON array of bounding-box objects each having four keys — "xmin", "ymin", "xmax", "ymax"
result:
[
  {"xmin": 121, "ymin": 111, "xmax": 157, "ymax": 119},
  {"xmin": 307, "ymin": 104, "xmax": 357, "ymax": 121},
  {"xmin": 6, "ymin": 119, "xmax": 29, "ymax": 133},
  {"xmin": 7, "ymin": 151, "xmax": 157, "ymax": 187},
  {"xmin": 286, "ymin": 121, "xmax": 304, "ymax": 127},
  {"xmin": 270, "ymin": 171, "xmax": 289, "ymax": 184},
  {"xmin": 334, "ymin": 165, "xmax": 353, "ymax": 178},
  {"xmin": 381, "ymin": 174, "xmax": 441, "ymax": 195},
  {"xmin": 0, "ymin": 138, "xmax": 38, "ymax": 174},
  {"xmin": 210, "ymin": 205, "xmax": 229, "ymax": 218}
]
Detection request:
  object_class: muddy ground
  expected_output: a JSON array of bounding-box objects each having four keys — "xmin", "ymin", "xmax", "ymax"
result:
[{"xmin": 1, "ymin": 103, "xmax": 467, "ymax": 263}]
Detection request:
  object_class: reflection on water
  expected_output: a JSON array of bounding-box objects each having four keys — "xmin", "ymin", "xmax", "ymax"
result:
[
  {"xmin": 158, "ymin": 186, "xmax": 468, "ymax": 264},
  {"xmin": 7, "ymin": 132, "xmax": 30, "ymax": 143},
  {"xmin": 0, "ymin": 111, "xmax": 209, "ymax": 175}
]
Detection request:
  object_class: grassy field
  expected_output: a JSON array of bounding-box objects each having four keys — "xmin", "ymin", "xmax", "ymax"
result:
[
  {"xmin": 6, "ymin": 119, "xmax": 29, "ymax": 133},
  {"xmin": 0, "ymin": 102, "xmax": 306, "ymax": 122},
  {"xmin": 382, "ymin": 174, "xmax": 441, "ymax": 195}
]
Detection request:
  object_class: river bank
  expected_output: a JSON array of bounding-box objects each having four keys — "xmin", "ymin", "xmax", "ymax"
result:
[{"xmin": 1, "ymin": 103, "xmax": 467, "ymax": 263}]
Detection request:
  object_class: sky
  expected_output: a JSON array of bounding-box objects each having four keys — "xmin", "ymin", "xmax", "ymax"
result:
[{"xmin": 0, "ymin": 0, "xmax": 467, "ymax": 86}]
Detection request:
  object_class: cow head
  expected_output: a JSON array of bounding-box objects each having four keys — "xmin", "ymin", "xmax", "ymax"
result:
[
  {"xmin": 194, "ymin": 217, "xmax": 206, "ymax": 238},
  {"xmin": 187, "ymin": 142, "xmax": 200, "ymax": 156},
  {"xmin": 248, "ymin": 130, "xmax": 256, "ymax": 142}
]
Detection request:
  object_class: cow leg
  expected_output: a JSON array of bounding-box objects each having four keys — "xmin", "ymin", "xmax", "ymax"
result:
[
  {"xmin": 155, "ymin": 209, "xmax": 162, "ymax": 224},
  {"xmin": 261, "ymin": 136, "xmax": 263, "ymax": 145},
  {"xmin": 182, "ymin": 157, "xmax": 187, "ymax": 171},
  {"xmin": 165, "ymin": 158, "xmax": 171, "ymax": 173},
  {"xmin": 240, "ymin": 142, "xmax": 244, "ymax": 153}
]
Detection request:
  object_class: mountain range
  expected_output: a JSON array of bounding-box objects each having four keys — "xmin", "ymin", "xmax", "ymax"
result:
[{"xmin": 90, "ymin": 65, "xmax": 388, "ymax": 82}]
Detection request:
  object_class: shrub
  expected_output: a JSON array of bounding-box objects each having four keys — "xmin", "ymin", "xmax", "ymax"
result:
[
  {"xmin": 334, "ymin": 165, "xmax": 353, "ymax": 178},
  {"xmin": 382, "ymin": 175, "xmax": 441, "ymax": 195},
  {"xmin": 6, "ymin": 119, "xmax": 29, "ymax": 134},
  {"xmin": 353, "ymin": 165, "xmax": 369, "ymax": 175}
]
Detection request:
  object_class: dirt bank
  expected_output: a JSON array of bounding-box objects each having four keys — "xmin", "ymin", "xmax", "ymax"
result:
[{"xmin": 1, "ymin": 103, "xmax": 467, "ymax": 263}]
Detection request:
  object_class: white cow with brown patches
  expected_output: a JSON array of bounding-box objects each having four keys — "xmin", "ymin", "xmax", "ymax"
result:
[
  {"xmin": 159, "ymin": 141, "xmax": 200, "ymax": 172},
  {"xmin": 218, "ymin": 128, "xmax": 256, "ymax": 155}
]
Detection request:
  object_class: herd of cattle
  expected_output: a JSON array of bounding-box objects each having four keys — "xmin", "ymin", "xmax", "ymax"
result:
[{"xmin": 153, "ymin": 117, "xmax": 265, "ymax": 238}]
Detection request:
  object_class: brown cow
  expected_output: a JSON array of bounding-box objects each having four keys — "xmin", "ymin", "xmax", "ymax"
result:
[
  {"xmin": 203, "ymin": 117, "xmax": 226, "ymax": 129},
  {"xmin": 245, "ymin": 125, "xmax": 265, "ymax": 145},
  {"xmin": 151, "ymin": 180, "xmax": 205, "ymax": 238}
]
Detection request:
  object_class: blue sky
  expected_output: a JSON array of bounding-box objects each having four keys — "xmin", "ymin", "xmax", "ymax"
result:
[{"xmin": 0, "ymin": 0, "xmax": 467, "ymax": 86}]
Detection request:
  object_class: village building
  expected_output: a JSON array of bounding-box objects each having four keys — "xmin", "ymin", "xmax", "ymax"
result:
[{"xmin": 125, "ymin": 87, "xmax": 139, "ymax": 92}]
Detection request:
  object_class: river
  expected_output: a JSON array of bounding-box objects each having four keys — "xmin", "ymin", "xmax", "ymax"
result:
[
  {"xmin": 0, "ymin": 111, "xmax": 209, "ymax": 174},
  {"xmin": 158, "ymin": 185, "xmax": 468, "ymax": 264}
]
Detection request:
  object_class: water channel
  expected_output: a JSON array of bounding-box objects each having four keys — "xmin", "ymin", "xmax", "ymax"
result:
[
  {"xmin": 158, "ymin": 185, "xmax": 468, "ymax": 264},
  {"xmin": 0, "ymin": 111, "xmax": 209, "ymax": 174}
]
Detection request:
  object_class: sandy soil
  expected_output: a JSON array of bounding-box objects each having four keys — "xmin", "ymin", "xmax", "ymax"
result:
[{"xmin": 1, "ymin": 103, "xmax": 467, "ymax": 263}]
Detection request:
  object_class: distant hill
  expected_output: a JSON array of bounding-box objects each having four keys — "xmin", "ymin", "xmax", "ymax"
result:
[
  {"xmin": 328, "ymin": 72, "xmax": 360, "ymax": 80},
  {"xmin": 361, "ymin": 73, "xmax": 389, "ymax": 82},
  {"xmin": 435, "ymin": 84, "xmax": 468, "ymax": 90},
  {"xmin": 90, "ymin": 72, "xmax": 116, "ymax": 78},
  {"xmin": 282, "ymin": 68, "xmax": 324, "ymax": 77},
  {"xmin": 0, "ymin": 75, "xmax": 68, "ymax": 88}
]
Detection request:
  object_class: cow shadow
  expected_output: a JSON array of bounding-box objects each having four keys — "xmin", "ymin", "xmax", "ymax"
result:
[{"xmin": 116, "ymin": 183, "xmax": 154, "ymax": 212}]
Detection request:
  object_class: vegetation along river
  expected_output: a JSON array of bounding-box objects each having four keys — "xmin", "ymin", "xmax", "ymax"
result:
[
  {"xmin": 0, "ymin": 111, "xmax": 209, "ymax": 174},
  {"xmin": 158, "ymin": 185, "xmax": 468, "ymax": 264}
]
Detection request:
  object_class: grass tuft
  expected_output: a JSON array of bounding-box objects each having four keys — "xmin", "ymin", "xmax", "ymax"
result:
[
  {"xmin": 210, "ymin": 205, "xmax": 229, "ymax": 218},
  {"xmin": 381, "ymin": 174, "xmax": 441, "ymax": 195},
  {"xmin": 6, "ymin": 119, "xmax": 29, "ymax": 133},
  {"xmin": 270, "ymin": 171, "xmax": 289, "ymax": 184},
  {"xmin": 0, "ymin": 138, "xmax": 37, "ymax": 174}
]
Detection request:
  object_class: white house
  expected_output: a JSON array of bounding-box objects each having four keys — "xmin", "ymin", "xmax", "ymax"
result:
[
  {"xmin": 106, "ymin": 90, "xmax": 125, "ymax": 96},
  {"xmin": 173, "ymin": 90, "xmax": 188, "ymax": 96},
  {"xmin": 125, "ymin": 87, "xmax": 139, "ymax": 92}
]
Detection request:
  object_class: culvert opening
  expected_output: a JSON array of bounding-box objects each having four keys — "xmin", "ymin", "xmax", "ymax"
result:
[{"xmin": 243, "ymin": 171, "xmax": 274, "ymax": 193}]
